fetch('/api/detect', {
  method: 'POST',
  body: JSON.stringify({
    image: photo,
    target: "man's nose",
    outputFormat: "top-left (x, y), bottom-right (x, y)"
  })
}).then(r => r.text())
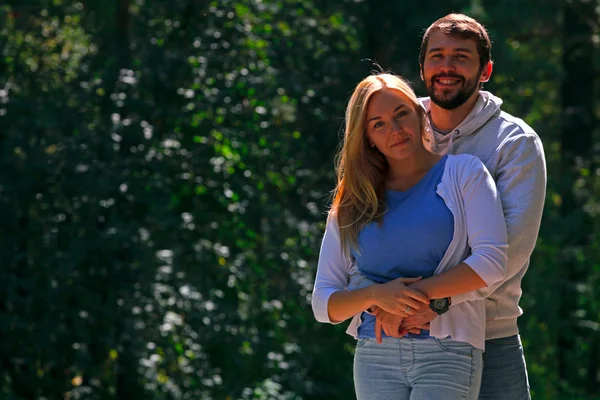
top-left (439, 57), bottom-right (456, 72)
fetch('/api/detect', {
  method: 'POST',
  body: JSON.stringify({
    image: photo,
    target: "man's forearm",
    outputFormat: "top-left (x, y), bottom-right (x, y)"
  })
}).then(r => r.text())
top-left (408, 263), bottom-right (486, 299)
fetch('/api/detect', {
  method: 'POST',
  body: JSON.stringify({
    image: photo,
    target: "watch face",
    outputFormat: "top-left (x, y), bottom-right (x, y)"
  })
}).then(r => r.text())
top-left (432, 298), bottom-right (448, 310)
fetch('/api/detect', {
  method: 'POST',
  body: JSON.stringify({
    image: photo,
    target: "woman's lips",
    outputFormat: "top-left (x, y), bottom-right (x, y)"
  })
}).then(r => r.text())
top-left (391, 138), bottom-right (410, 147)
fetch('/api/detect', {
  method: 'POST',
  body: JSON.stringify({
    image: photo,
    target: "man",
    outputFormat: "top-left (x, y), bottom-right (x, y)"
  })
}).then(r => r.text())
top-left (375, 13), bottom-right (546, 400)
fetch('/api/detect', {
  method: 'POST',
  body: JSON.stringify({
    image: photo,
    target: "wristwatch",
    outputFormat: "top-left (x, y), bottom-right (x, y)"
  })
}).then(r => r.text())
top-left (429, 297), bottom-right (451, 315)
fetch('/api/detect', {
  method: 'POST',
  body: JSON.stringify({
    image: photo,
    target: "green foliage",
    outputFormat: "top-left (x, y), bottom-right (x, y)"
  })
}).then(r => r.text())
top-left (0, 0), bottom-right (598, 399)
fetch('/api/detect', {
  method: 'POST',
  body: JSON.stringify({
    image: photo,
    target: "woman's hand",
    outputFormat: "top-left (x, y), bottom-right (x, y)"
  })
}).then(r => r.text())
top-left (372, 277), bottom-right (430, 316)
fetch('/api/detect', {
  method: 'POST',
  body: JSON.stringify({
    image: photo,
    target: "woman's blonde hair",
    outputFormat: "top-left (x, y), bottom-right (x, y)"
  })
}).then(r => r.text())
top-left (330, 73), bottom-right (430, 255)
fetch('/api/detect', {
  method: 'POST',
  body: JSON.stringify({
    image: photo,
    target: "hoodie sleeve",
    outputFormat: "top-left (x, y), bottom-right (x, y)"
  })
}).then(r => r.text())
top-left (452, 132), bottom-right (546, 304)
top-left (456, 156), bottom-right (508, 287)
top-left (311, 216), bottom-right (353, 324)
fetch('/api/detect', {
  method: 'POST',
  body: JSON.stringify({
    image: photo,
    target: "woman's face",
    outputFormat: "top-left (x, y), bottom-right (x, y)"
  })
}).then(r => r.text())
top-left (364, 89), bottom-right (424, 162)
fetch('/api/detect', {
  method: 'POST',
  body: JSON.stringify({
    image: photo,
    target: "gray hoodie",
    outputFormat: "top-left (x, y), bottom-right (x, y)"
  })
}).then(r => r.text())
top-left (420, 91), bottom-right (547, 340)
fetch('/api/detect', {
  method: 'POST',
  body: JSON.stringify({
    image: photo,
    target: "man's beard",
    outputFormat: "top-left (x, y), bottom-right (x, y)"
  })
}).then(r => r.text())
top-left (426, 71), bottom-right (481, 110)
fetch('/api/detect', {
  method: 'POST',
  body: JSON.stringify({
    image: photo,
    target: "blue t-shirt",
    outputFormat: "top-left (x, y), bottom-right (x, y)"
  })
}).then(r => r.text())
top-left (353, 155), bottom-right (454, 339)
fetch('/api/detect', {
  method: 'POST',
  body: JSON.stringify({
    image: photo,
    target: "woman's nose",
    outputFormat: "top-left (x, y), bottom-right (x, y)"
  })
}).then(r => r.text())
top-left (390, 120), bottom-right (402, 134)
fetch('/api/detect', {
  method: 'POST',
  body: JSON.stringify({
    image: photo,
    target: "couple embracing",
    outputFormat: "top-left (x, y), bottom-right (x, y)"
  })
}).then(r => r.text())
top-left (312, 13), bottom-right (546, 400)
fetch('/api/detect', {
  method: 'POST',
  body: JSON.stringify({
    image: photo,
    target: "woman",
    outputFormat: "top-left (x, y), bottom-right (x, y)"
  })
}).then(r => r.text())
top-left (311, 73), bottom-right (507, 399)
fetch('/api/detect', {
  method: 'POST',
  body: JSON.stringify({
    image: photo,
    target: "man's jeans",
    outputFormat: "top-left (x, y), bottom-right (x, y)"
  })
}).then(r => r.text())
top-left (354, 336), bottom-right (483, 400)
top-left (479, 334), bottom-right (531, 400)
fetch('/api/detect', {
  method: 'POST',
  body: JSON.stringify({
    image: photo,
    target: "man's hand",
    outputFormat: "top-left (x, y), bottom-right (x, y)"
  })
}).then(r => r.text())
top-left (398, 307), bottom-right (437, 336)
top-left (373, 309), bottom-right (403, 344)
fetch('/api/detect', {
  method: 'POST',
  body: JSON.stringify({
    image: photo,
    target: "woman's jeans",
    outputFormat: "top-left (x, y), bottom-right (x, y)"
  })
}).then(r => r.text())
top-left (354, 336), bottom-right (483, 400)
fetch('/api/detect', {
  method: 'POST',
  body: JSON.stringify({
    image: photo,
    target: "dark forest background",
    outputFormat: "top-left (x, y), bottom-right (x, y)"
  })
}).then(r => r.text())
top-left (0, 0), bottom-right (599, 399)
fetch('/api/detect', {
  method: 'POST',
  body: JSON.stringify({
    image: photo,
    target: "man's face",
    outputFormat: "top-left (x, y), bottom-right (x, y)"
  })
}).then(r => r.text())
top-left (421, 31), bottom-right (490, 110)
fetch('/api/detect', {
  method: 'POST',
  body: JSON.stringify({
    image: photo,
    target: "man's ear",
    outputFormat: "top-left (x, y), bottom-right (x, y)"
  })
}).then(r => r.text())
top-left (419, 64), bottom-right (424, 81)
top-left (480, 61), bottom-right (493, 83)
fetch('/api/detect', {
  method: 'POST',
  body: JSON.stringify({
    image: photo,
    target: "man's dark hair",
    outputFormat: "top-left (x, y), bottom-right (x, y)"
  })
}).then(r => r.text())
top-left (419, 13), bottom-right (492, 71)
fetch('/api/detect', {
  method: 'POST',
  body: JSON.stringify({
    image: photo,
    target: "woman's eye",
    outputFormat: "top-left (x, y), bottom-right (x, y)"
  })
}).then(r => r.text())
top-left (395, 111), bottom-right (407, 119)
top-left (374, 121), bottom-right (384, 128)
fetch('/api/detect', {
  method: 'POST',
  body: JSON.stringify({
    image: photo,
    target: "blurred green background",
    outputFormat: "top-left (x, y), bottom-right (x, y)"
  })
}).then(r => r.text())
top-left (0, 0), bottom-right (599, 399)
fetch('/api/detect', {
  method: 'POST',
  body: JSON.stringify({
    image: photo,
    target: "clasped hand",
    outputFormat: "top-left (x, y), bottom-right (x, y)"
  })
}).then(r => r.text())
top-left (370, 277), bottom-right (436, 344)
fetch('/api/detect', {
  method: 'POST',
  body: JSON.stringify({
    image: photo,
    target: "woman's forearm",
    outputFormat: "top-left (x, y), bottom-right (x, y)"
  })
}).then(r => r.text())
top-left (408, 263), bottom-right (486, 300)
top-left (326, 286), bottom-right (378, 323)
top-left (326, 276), bottom-right (430, 322)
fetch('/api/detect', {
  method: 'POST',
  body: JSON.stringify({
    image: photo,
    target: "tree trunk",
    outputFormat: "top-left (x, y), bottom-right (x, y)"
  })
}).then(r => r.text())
top-left (116, 0), bottom-right (130, 67)
top-left (558, 0), bottom-right (596, 392)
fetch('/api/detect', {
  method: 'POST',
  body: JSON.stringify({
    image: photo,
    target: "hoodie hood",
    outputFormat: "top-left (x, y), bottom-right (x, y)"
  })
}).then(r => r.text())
top-left (419, 91), bottom-right (503, 154)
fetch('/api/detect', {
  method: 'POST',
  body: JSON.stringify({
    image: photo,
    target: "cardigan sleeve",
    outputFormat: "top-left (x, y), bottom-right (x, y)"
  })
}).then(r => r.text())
top-left (311, 215), bottom-right (353, 324)
top-left (454, 156), bottom-right (508, 295)
top-left (452, 132), bottom-right (545, 305)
